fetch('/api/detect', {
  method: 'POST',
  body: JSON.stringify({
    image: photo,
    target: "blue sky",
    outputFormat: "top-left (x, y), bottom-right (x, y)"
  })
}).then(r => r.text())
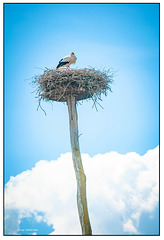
top-left (4, 3), bottom-right (159, 236)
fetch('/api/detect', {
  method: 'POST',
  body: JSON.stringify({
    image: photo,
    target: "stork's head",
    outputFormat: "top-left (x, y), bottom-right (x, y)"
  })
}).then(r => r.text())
top-left (70, 52), bottom-right (75, 56)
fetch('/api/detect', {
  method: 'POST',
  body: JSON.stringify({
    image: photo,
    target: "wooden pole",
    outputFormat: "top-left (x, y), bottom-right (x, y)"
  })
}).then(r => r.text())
top-left (67, 95), bottom-right (92, 235)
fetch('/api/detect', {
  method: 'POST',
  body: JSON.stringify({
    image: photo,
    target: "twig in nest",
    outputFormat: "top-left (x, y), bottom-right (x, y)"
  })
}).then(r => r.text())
top-left (37, 98), bottom-right (47, 116)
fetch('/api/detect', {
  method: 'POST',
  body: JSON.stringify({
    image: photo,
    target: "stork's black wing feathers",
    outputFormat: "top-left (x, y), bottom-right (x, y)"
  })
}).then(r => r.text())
top-left (56, 61), bottom-right (69, 69)
top-left (59, 58), bottom-right (63, 63)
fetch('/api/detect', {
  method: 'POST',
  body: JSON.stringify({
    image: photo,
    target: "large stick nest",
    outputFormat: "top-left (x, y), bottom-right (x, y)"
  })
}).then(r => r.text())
top-left (32, 68), bottom-right (113, 109)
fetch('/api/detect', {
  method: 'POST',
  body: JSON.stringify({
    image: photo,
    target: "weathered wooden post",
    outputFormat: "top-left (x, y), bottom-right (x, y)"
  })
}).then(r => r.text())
top-left (67, 95), bottom-right (92, 235)
top-left (33, 68), bottom-right (113, 235)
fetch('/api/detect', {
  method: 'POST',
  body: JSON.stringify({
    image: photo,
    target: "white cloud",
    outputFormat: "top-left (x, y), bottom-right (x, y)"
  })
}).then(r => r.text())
top-left (123, 219), bottom-right (138, 234)
top-left (5, 209), bottom-right (21, 235)
top-left (4, 146), bottom-right (159, 235)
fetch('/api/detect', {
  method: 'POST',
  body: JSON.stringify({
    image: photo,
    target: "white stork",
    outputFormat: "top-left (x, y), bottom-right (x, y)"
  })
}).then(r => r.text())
top-left (56, 52), bottom-right (77, 70)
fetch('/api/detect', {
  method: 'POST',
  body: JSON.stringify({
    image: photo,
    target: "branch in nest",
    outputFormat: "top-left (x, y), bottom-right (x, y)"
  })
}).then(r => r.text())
top-left (37, 97), bottom-right (47, 116)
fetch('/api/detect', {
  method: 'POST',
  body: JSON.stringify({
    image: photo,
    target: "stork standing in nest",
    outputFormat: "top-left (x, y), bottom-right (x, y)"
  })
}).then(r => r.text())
top-left (56, 52), bottom-right (77, 70)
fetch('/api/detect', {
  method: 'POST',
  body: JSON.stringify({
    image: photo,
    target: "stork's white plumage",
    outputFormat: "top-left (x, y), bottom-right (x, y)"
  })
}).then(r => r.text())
top-left (56, 52), bottom-right (77, 70)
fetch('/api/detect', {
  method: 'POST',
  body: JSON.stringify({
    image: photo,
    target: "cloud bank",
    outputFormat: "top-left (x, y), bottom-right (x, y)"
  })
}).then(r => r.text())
top-left (5, 146), bottom-right (159, 235)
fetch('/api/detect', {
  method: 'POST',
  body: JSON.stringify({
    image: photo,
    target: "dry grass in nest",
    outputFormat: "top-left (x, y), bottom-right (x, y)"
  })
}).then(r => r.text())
top-left (32, 68), bottom-right (114, 112)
